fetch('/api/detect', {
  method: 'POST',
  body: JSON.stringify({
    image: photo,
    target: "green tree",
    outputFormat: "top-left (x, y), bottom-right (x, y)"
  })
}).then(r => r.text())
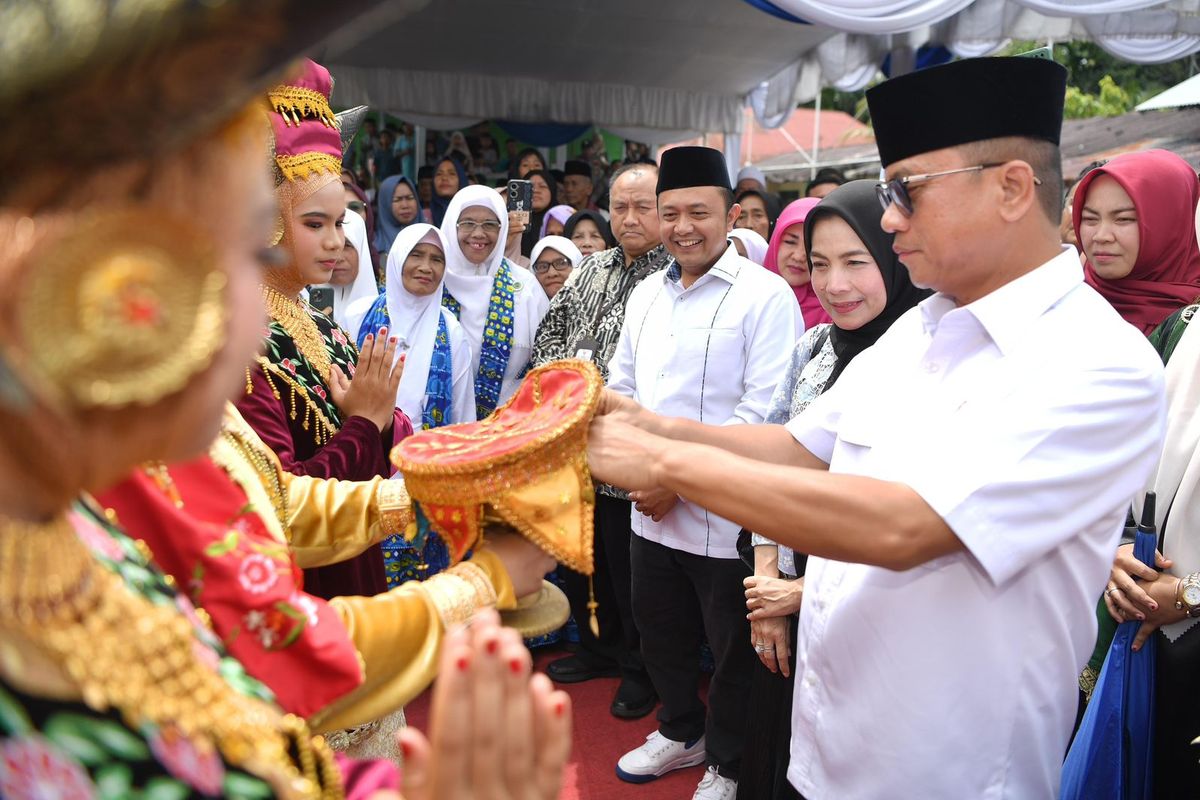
top-left (1063, 75), bottom-right (1135, 118)
top-left (799, 40), bottom-right (1197, 122)
top-left (1004, 39), bottom-right (1197, 116)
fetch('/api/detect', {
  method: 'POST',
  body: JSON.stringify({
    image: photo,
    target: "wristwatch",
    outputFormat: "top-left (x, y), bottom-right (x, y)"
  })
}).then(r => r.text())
top-left (1174, 572), bottom-right (1200, 618)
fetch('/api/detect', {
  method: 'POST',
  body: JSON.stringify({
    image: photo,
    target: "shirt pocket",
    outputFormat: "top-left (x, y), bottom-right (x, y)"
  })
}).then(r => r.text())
top-left (830, 406), bottom-right (905, 479)
top-left (673, 326), bottom-right (744, 370)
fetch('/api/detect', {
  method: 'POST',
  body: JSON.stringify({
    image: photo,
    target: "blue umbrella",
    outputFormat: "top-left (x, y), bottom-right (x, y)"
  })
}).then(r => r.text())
top-left (1060, 494), bottom-right (1158, 800)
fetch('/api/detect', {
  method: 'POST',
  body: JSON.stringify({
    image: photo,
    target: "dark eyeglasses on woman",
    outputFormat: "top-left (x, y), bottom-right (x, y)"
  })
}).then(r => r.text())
top-left (532, 257), bottom-right (572, 274)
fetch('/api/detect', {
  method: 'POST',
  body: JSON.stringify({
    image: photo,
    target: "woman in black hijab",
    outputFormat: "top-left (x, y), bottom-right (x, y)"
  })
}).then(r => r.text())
top-left (804, 179), bottom-right (931, 388)
top-left (738, 179), bottom-right (929, 800)
top-left (563, 209), bottom-right (616, 257)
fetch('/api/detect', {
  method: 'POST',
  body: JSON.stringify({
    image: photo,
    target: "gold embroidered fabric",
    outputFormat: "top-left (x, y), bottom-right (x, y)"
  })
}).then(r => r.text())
top-left (268, 84), bottom-right (336, 128)
top-left (276, 151), bottom-right (342, 182)
top-left (420, 563), bottom-right (499, 630)
top-left (376, 480), bottom-right (415, 540)
top-left (392, 360), bottom-right (600, 575)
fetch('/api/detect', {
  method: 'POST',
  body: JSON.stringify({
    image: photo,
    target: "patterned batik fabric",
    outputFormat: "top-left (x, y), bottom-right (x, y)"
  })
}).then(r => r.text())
top-left (422, 313), bottom-right (454, 429)
top-left (380, 507), bottom-right (452, 590)
top-left (356, 296), bottom-right (455, 589)
top-left (357, 296), bottom-right (455, 430)
top-left (443, 259), bottom-right (517, 419)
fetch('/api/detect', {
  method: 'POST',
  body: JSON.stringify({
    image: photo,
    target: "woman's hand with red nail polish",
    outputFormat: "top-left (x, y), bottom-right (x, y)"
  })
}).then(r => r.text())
top-left (397, 608), bottom-right (571, 800)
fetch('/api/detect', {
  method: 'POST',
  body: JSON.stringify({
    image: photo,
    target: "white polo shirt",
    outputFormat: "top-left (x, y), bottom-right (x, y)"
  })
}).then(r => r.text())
top-left (785, 248), bottom-right (1165, 800)
top-left (609, 244), bottom-right (803, 558)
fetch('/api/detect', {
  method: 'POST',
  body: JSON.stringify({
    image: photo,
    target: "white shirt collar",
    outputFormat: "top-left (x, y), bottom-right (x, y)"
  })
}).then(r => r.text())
top-left (667, 243), bottom-right (743, 288)
top-left (920, 246), bottom-right (1083, 356)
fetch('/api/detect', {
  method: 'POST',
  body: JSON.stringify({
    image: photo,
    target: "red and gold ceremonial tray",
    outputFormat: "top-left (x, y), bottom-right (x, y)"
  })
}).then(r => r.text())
top-left (391, 359), bottom-right (600, 575)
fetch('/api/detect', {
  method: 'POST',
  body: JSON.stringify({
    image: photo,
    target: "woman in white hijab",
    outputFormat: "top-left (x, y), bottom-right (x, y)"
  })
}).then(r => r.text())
top-left (728, 227), bottom-right (770, 266)
top-left (351, 224), bottom-right (474, 427)
top-left (308, 210), bottom-right (379, 336)
top-left (439, 185), bottom-right (549, 418)
top-left (530, 235), bottom-right (584, 300)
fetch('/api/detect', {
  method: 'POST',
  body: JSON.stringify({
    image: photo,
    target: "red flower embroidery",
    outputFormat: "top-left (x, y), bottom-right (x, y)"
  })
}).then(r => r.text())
top-left (312, 385), bottom-right (327, 400)
top-left (331, 328), bottom-right (348, 346)
top-left (281, 358), bottom-right (297, 375)
top-left (244, 602), bottom-right (308, 650)
top-left (237, 554), bottom-right (278, 596)
top-left (0, 735), bottom-right (97, 800)
top-left (149, 727), bottom-right (225, 796)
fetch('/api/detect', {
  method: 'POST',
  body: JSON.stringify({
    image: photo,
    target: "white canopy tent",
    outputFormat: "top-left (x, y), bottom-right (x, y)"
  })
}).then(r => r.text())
top-left (320, 0), bottom-right (833, 143)
top-left (318, 0), bottom-right (1200, 176)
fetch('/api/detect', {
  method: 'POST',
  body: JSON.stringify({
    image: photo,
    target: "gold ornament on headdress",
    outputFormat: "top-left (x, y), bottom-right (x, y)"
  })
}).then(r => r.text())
top-left (16, 209), bottom-right (227, 409)
top-left (268, 84), bottom-right (337, 129)
top-left (268, 81), bottom-right (343, 182)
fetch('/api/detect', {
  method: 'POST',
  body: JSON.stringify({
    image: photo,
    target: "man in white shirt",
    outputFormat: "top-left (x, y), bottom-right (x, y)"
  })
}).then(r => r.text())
top-left (608, 146), bottom-right (803, 800)
top-left (588, 58), bottom-right (1166, 799)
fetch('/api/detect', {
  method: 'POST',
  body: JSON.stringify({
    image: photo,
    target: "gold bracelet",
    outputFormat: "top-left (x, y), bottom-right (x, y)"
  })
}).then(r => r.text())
top-left (375, 480), bottom-right (414, 538)
top-left (448, 561), bottom-right (498, 608)
top-left (422, 562), bottom-right (498, 629)
top-left (421, 572), bottom-right (478, 629)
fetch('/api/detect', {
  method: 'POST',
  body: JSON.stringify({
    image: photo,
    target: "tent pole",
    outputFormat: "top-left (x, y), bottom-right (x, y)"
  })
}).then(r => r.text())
top-left (812, 91), bottom-right (821, 177)
top-left (414, 124), bottom-right (426, 180)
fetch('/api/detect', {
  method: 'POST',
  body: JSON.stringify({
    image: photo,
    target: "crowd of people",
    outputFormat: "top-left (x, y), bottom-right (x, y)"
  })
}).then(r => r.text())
top-left (3, 3), bottom-right (1200, 800)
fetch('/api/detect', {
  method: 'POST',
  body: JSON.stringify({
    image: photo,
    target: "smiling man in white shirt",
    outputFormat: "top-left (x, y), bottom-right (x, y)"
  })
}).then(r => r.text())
top-left (609, 146), bottom-right (806, 796)
top-left (588, 58), bottom-right (1167, 800)
top-left (607, 146), bottom-right (803, 800)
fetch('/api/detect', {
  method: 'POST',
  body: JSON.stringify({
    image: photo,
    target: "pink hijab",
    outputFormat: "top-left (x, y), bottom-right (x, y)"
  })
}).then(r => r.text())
top-left (765, 197), bottom-right (831, 329)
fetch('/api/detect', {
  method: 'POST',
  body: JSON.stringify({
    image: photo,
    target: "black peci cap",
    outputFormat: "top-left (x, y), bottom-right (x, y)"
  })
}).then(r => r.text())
top-left (866, 56), bottom-right (1067, 168)
top-left (656, 146), bottom-right (731, 195)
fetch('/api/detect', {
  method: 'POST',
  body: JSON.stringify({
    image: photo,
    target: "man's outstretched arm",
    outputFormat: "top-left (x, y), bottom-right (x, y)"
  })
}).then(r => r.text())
top-left (588, 416), bottom-right (961, 572)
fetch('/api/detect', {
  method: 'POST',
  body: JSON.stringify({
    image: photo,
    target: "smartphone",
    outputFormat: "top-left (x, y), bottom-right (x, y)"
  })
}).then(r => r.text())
top-left (507, 179), bottom-right (533, 228)
top-left (309, 286), bottom-right (334, 316)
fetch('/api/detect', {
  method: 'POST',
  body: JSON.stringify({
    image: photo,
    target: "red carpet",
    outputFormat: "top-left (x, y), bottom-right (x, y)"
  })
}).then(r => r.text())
top-left (404, 644), bottom-right (709, 800)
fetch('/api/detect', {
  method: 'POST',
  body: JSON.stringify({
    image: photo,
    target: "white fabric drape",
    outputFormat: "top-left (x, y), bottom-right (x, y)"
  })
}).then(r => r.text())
top-left (747, 0), bottom-right (1200, 134)
top-left (762, 0), bottom-right (978, 34)
top-left (329, 65), bottom-right (744, 136)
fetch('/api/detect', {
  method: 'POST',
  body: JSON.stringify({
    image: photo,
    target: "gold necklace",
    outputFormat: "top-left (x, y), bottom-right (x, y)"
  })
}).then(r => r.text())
top-left (219, 427), bottom-right (290, 533)
top-left (0, 509), bottom-right (344, 799)
top-left (262, 286), bottom-right (333, 383)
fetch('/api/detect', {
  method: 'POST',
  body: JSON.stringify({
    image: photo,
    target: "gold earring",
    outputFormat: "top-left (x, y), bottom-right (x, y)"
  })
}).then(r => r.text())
top-left (17, 208), bottom-right (228, 409)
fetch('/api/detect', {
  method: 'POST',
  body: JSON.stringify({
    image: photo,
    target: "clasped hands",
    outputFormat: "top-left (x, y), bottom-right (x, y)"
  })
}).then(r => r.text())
top-left (1104, 543), bottom-right (1185, 651)
top-left (372, 608), bottom-right (571, 800)
top-left (745, 575), bottom-right (803, 677)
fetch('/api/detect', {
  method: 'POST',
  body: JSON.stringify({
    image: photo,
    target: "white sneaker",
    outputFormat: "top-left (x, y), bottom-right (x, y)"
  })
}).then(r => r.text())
top-left (692, 766), bottom-right (737, 800)
top-left (615, 730), bottom-right (706, 783)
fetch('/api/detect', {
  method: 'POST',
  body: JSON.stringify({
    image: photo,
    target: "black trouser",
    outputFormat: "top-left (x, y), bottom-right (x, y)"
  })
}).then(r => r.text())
top-left (631, 534), bottom-right (754, 780)
top-left (560, 494), bottom-right (649, 686)
top-left (1152, 625), bottom-right (1200, 798)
